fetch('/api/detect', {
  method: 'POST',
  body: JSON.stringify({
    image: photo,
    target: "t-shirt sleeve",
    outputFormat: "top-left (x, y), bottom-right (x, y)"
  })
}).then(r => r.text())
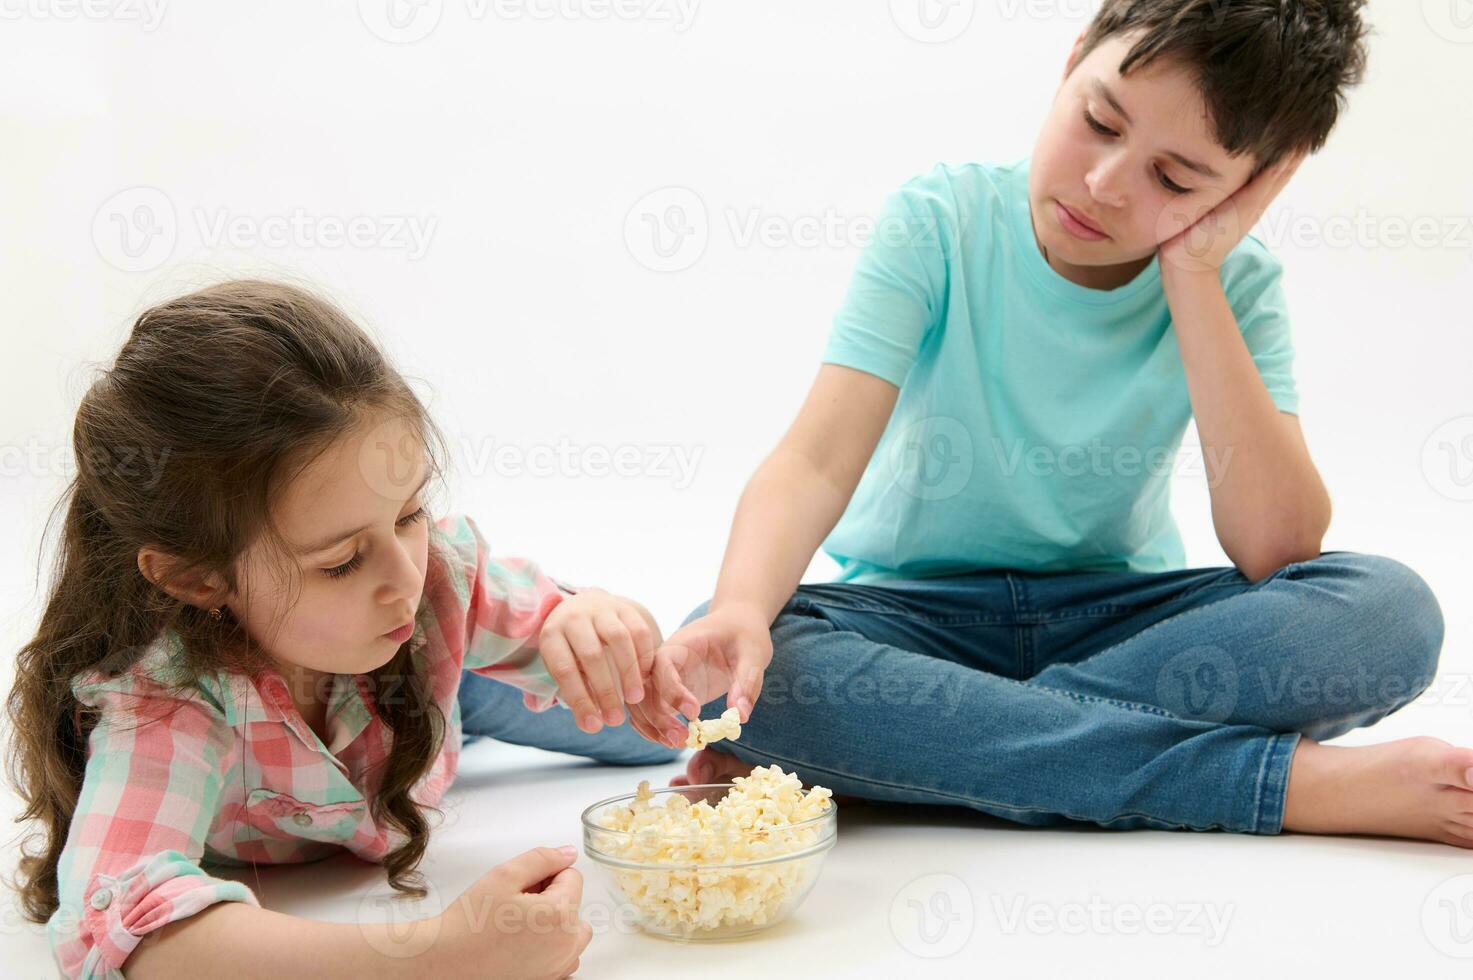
top-left (50, 681), bottom-right (256, 979)
top-left (821, 168), bottom-right (955, 387)
top-left (435, 512), bottom-right (570, 713)
top-left (1223, 235), bottom-right (1300, 415)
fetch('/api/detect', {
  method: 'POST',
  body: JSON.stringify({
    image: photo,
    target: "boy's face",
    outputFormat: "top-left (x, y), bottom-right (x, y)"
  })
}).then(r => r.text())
top-left (1029, 29), bottom-right (1259, 286)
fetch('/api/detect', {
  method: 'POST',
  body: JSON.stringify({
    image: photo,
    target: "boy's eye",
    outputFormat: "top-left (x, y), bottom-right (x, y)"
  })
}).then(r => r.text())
top-left (322, 506), bottom-right (429, 579)
top-left (1082, 110), bottom-right (1192, 196)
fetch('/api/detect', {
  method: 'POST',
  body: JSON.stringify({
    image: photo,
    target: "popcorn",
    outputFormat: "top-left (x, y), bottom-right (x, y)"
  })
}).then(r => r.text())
top-left (685, 706), bottom-right (742, 749)
top-left (591, 764), bottom-right (835, 936)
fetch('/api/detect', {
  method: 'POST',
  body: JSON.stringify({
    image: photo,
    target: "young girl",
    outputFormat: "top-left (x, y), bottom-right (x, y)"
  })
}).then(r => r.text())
top-left (7, 279), bottom-right (676, 978)
top-left (631, 5), bottom-right (1473, 850)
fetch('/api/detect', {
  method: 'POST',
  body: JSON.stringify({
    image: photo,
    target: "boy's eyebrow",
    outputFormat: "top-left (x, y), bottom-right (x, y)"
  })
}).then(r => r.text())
top-left (1091, 79), bottom-right (1223, 181)
top-left (297, 470), bottom-right (432, 555)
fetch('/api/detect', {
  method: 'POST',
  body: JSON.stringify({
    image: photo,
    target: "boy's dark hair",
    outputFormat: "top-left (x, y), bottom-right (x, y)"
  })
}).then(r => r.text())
top-left (1072, 0), bottom-right (1370, 176)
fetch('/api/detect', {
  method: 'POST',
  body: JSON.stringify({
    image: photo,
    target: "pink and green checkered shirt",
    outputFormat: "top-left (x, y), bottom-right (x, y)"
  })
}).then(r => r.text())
top-left (48, 513), bottom-right (572, 978)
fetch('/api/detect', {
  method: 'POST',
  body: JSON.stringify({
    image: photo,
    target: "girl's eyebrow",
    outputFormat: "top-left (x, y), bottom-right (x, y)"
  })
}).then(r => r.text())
top-left (1090, 78), bottom-right (1223, 181)
top-left (296, 470), bottom-right (432, 556)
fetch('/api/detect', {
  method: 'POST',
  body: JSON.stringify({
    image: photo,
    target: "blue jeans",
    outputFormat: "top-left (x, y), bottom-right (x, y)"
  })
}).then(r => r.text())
top-left (457, 668), bottom-right (681, 766)
top-left (681, 552), bottom-right (1443, 836)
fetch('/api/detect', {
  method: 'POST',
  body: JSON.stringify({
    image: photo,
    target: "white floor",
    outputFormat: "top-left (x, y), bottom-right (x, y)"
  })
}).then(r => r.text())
top-left (5, 675), bottom-right (1473, 978)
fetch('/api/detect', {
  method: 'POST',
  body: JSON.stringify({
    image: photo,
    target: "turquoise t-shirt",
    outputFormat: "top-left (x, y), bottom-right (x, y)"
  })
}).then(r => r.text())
top-left (820, 155), bottom-right (1299, 583)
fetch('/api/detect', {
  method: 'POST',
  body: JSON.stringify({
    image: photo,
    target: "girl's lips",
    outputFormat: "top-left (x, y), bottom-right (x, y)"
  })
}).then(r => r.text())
top-left (1056, 200), bottom-right (1109, 240)
top-left (383, 621), bottom-right (414, 642)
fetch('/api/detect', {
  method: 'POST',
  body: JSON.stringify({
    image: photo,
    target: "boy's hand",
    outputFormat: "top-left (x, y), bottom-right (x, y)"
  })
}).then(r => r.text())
top-left (626, 605), bottom-right (773, 749)
top-left (539, 588), bottom-right (659, 732)
top-left (1159, 149), bottom-right (1307, 278)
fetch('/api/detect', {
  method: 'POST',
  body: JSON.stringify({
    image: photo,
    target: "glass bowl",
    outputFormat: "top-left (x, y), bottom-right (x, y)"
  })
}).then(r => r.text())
top-left (580, 782), bottom-right (838, 941)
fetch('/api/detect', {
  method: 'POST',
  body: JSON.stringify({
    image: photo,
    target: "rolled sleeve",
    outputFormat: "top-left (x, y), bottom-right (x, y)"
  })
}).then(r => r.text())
top-left (50, 679), bottom-right (255, 978)
top-left (60, 850), bottom-right (257, 979)
top-left (437, 513), bottom-right (570, 713)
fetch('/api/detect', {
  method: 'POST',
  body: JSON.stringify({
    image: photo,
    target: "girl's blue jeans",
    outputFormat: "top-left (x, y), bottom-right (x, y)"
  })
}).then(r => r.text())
top-left (461, 551), bottom-right (1443, 836)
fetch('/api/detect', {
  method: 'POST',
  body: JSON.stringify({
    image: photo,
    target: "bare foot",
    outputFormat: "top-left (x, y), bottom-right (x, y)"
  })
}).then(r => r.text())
top-left (669, 747), bottom-right (863, 805)
top-left (1283, 736), bottom-right (1473, 847)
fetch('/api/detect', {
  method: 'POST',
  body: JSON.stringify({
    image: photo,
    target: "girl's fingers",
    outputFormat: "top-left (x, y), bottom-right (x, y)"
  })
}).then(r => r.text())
top-left (566, 616), bottom-right (623, 725)
top-left (539, 630), bottom-right (601, 732)
top-left (618, 607), bottom-right (657, 687)
top-left (594, 611), bottom-right (643, 706)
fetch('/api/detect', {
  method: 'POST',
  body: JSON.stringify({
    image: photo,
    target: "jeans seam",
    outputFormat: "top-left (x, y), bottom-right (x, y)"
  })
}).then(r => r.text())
top-left (1254, 732), bottom-right (1299, 835)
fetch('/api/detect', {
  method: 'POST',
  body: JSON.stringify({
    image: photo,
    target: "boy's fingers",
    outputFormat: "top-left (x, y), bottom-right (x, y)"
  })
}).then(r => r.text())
top-left (566, 617), bottom-right (623, 724)
top-left (540, 630), bottom-right (601, 731)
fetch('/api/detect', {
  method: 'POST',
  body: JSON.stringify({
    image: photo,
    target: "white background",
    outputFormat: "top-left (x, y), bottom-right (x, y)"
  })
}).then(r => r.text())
top-left (2, 1), bottom-right (1472, 976)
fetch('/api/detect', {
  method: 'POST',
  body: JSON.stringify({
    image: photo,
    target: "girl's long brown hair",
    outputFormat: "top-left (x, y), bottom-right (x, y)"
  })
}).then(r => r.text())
top-left (6, 279), bottom-right (455, 922)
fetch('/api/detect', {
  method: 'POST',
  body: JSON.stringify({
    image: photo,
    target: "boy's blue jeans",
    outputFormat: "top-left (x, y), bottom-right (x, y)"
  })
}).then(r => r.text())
top-left (461, 551), bottom-right (1443, 836)
top-left (686, 551), bottom-right (1443, 836)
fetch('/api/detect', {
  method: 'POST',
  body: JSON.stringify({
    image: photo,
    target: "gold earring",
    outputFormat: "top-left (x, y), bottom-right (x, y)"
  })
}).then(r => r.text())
top-left (208, 607), bottom-right (222, 620)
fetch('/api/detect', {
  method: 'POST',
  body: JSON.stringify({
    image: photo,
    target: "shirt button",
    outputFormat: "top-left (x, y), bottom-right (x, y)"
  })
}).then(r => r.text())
top-left (292, 812), bottom-right (313, 828)
top-left (89, 889), bottom-right (112, 910)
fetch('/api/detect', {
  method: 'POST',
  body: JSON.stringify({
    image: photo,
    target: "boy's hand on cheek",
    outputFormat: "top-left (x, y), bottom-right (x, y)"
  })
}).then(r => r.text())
top-left (538, 588), bottom-right (658, 732)
top-left (1159, 149), bottom-right (1307, 280)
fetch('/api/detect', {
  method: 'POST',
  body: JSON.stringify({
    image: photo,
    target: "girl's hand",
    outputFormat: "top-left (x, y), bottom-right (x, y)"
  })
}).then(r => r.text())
top-left (627, 604), bottom-right (773, 749)
top-left (539, 588), bottom-right (659, 732)
top-left (431, 846), bottom-right (590, 979)
top-left (1158, 149), bottom-right (1307, 278)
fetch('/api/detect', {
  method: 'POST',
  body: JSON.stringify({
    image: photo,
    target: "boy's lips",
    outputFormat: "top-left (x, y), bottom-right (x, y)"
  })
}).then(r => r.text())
top-left (1057, 200), bottom-right (1109, 238)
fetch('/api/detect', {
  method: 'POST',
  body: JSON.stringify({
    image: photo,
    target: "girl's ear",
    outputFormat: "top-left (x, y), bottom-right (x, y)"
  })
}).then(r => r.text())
top-left (136, 545), bottom-right (229, 610)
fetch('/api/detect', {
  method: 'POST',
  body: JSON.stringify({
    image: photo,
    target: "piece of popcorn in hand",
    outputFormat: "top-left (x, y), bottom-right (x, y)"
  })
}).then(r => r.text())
top-left (686, 705), bottom-right (742, 749)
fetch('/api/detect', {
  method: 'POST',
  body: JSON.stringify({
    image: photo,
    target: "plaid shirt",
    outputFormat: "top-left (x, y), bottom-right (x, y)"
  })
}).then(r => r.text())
top-left (48, 513), bottom-right (572, 978)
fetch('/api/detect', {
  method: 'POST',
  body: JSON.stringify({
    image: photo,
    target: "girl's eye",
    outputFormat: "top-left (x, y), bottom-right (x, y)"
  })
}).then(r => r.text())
top-left (1083, 110), bottom-right (1192, 196)
top-left (322, 507), bottom-right (429, 579)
